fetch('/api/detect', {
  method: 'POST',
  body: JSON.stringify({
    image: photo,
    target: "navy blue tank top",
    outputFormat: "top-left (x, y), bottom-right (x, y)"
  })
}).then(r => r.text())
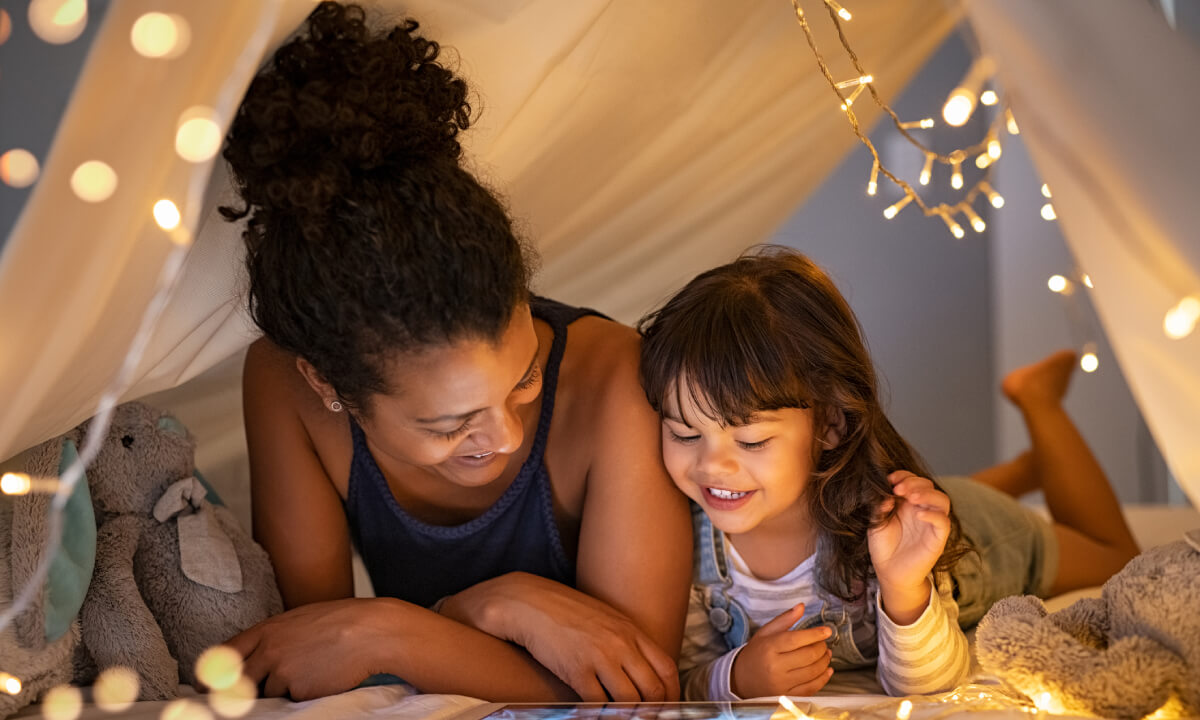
top-left (344, 297), bottom-right (603, 608)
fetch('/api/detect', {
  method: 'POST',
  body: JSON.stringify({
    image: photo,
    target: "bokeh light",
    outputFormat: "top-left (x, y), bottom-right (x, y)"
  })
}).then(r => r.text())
top-left (130, 12), bottom-right (190, 59)
top-left (208, 675), bottom-right (256, 719)
top-left (153, 199), bottom-right (181, 230)
top-left (1, 149), bottom-right (41, 188)
top-left (161, 699), bottom-right (214, 720)
top-left (194, 645), bottom-right (242, 692)
top-left (70, 160), bottom-right (118, 203)
top-left (93, 667), bottom-right (139, 713)
top-left (1047, 274), bottom-right (1069, 294)
top-left (0, 9), bottom-right (13, 46)
top-left (1080, 352), bottom-right (1099, 373)
top-left (175, 107), bottom-right (222, 162)
top-left (41, 685), bottom-right (84, 720)
top-left (28, 0), bottom-right (87, 45)
top-left (1163, 296), bottom-right (1200, 340)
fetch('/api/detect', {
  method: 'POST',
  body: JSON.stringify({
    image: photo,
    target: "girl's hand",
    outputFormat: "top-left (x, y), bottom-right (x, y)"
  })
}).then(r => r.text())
top-left (731, 603), bottom-right (833, 699)
top-left (438, 572), bottom-right (679, 702)
top-left (867, 471), bottom-right (951, 624)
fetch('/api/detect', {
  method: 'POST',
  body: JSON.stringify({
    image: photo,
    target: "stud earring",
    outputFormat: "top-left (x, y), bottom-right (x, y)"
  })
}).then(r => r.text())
top-left (329, 400), bottom-right (343, 413)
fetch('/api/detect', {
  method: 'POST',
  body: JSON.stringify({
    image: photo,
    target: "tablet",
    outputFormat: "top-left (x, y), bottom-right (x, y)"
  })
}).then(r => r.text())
top-left (447, 700), bottom-right (797, 720)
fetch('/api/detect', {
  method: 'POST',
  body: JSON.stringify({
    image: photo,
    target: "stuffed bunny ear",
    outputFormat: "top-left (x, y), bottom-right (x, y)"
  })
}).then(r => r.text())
top-left (10, 434), bottom-right (97, 650)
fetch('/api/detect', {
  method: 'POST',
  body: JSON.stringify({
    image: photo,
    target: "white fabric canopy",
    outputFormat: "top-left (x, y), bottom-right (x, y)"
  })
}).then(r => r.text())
top-left (965, 0), bottom-right (1200, 508)
top-left (0, 0), bottom-right (952, 463)
top-left (1, 0), bottom-right (1197, 508)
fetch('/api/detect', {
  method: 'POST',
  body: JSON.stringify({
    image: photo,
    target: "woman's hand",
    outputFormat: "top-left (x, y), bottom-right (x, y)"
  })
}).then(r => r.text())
top-left (439, 572), bottom-right (680, 702)
top-left (731, 603), bottom-right (833, 699)
top-left (226, 597), bottom-right (400, 701)
top-left (868, 471), bottom-right (950, 624)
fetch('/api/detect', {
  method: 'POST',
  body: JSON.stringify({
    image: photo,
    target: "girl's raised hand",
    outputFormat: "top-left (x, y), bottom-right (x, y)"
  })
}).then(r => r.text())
top-left (867, 471), bottom-right (951, 624)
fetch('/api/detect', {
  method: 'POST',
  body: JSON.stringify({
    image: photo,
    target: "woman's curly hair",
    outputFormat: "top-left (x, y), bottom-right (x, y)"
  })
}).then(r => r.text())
top-left (221, 1), bottom-right (532, 412)
top-left (638, 246), bottom-right (972, 604)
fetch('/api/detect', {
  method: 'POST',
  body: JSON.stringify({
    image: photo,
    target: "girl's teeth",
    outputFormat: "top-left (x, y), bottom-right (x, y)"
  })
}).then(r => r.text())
top-left (709, 488), bottom-right (749, 500)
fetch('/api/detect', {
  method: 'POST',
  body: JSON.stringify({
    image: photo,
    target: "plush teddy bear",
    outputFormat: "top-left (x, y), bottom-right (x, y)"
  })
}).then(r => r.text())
top-left (1, 427), bottom-right (94, 720)
top-left (975, 530), bottom-right (1200, 720)
top-left (3, 401), bottom-right (282, 712)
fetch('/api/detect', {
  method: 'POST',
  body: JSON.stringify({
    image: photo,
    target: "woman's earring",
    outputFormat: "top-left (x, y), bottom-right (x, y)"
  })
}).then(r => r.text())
top-left (329, 400), bottom-right (344, 413)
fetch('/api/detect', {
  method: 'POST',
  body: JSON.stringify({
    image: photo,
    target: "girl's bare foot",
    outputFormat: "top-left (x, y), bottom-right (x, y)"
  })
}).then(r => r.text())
top-left (1001, 350), bottom-right (1077, 412)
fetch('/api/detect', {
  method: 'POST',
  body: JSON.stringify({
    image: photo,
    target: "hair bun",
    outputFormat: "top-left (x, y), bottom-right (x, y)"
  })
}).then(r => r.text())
top-left (222, 1), bottom-right (470, 218)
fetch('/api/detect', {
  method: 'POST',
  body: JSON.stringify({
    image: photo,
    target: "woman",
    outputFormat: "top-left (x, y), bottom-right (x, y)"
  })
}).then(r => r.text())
top-left (220, 2), bottom-right (691, 702)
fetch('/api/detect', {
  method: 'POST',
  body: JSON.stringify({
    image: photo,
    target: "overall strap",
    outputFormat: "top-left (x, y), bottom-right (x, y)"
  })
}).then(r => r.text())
top-left (691, 502), bottom-right (752, 647)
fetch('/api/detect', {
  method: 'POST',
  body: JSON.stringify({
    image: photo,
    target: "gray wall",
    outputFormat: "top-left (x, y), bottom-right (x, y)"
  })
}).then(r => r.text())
top-left (0, 1), bottom-right (108, 249)
top-left (772, 35), bottom-right (995, 478)
top-left (774, 29), bottom-right (1173, 502)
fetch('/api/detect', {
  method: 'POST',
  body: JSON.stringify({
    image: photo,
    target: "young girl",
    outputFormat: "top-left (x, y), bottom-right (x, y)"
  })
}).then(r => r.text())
top-left (638, 247), bottom-right (1139, 699)
top-left (219, 2), bottom-right (691, 702)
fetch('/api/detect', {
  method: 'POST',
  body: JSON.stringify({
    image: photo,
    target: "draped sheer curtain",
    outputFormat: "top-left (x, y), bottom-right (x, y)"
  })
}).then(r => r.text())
top-left (2, 0), bottom-right (1197, 508)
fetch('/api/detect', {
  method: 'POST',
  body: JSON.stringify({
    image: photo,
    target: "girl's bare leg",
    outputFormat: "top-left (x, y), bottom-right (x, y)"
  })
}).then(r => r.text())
top-left (994, 350), bottom-right (1139, 595)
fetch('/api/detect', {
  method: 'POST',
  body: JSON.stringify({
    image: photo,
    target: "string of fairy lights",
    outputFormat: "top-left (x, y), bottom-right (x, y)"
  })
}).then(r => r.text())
top-left (787, 0), bottom-right (1200, 352)
top-left (0, 1), bottom-right (278, 716)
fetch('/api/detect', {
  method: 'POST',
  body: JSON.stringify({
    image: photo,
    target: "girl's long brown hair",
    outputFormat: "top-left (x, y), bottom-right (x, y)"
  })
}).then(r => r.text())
top-left (639, 246), bottom-right (971, 603)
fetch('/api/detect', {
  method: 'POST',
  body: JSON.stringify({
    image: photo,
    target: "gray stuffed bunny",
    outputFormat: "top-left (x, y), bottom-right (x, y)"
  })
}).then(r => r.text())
top-left (975, 530), bottom-right (1200, 720)
top-left (5, 401), bottom-right (282, 708)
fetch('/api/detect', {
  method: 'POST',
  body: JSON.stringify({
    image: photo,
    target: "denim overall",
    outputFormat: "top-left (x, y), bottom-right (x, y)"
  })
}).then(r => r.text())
top-left (691, 503), bottom-right (877, 671)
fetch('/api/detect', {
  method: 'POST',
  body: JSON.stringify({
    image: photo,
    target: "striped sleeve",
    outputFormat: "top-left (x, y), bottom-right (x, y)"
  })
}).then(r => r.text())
top-left (679, 585), bottom-right (744, 701)
top-left (874, 573), bottom-right (971, 696)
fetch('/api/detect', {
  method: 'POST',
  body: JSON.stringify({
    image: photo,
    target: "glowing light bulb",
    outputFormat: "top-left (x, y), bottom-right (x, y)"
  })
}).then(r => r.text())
top-left (975, 152), bottom-right (992, 169)
top-left (28, 0), bottom-right (87, 45)
top-left (70, 160), bottom-right (118, 203)
top-left (866, 160), bottom-right (879, 196)
top-left (900, 118), bottom-right (935, 130)
top-left (1163, 296), bottom-right (1200, 339)
top-left (42, 685), bottom-right (83, 720)
top-left (980, 89), bottom-right (998, 105)
top-left (153, 199), bottom-right (181, 231)
top-left (130, 12), bottom-right (190, 59)
top-left (174, 106), bottom-right (222, 162)
top-left (1047, 274), bottom-right (1069, 293)
top-left (0, 148), bottom-right (40, 188)
top-left (1081, 351), bottom-right (1099, 373)
top-left (825, 0), bottom-right (852, 21)
top-left (883, 193), bottom-right (913, 219)
top-left (0, 672), bottom-right (21, 695)
top-left (942, 92), bottom-right (975, 127)
top-left (1006, 108), bottom-right (1020, 134)
top-left (1041, 203), bottom-right (1057, 221)
top-left (1, 472), bottom-right (32, 495)
top-left (919, 154), bottom-right (934, 185)
top-left (835, 75), bottom-right (873, 89)
top-left (777, 696), bottom-right (811, 720)
top-left (1082, 274), bottom-right (1093, 288)
top-left (942, 57), bottom-right (994, 126)
top-left (951, 161), bottom-right (963, 190)
top-left (195, 646), bottom-right (243, 692)
top-left (840, 83), bottom-right (867, 111)
top-left (978, 182), bottom-right (1005, 208)
top-left (897, 700), bottom-right (914, 720)
top-left (987, 138), bottom-right (1002, 159)
top-left (94, 667), bottom-right (139, 713)
top-left (1041, 183), bottom-right (1052, 198)
top-left (962, 206), bottom-right (986, 232)
top-left (940, 213), bottom-right (965, 239)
